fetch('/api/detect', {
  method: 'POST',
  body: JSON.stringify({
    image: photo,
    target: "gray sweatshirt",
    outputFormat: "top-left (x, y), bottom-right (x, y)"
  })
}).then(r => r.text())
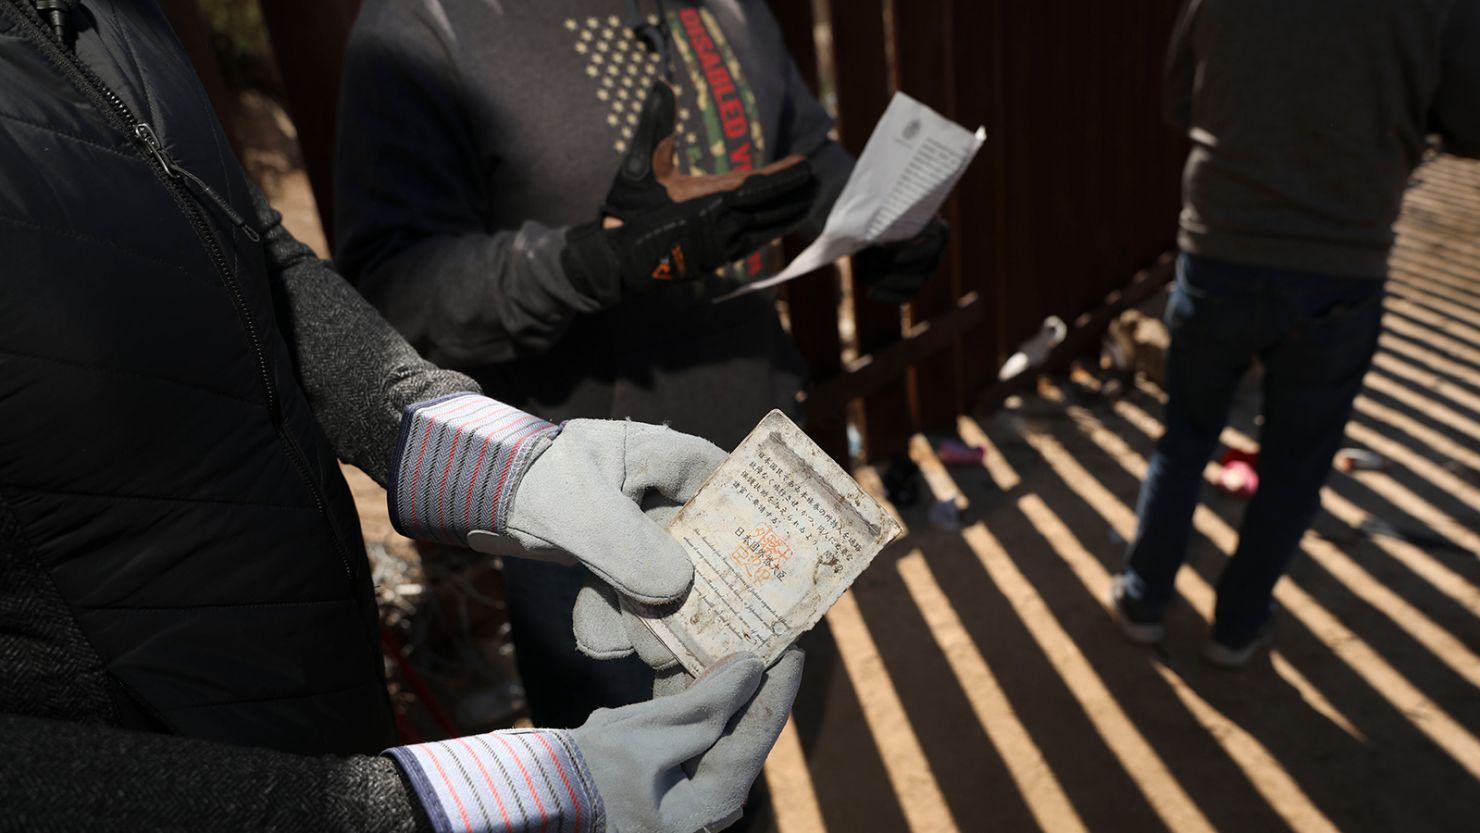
top-left (1166, 0), bottom-right (1480, 278)
top-left (334, 0), bottom-right (854, 450)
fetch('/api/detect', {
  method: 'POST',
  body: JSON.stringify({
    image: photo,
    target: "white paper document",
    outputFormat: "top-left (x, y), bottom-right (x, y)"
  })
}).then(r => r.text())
top-left (719, 92), bottom-right (986, 300)
top-left (632, 411), bottom-right (902, 674)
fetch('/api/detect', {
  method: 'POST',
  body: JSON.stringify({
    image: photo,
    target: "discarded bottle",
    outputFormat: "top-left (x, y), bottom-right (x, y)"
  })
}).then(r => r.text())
top-left (1335, 448), bottom-right (1385, 472)
top-left (999, 316), bottom-right (1068, 381)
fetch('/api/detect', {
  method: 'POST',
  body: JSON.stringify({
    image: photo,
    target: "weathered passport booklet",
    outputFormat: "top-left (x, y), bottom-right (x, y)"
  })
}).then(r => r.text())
top-left (635, 410), bottom-right (902, 674)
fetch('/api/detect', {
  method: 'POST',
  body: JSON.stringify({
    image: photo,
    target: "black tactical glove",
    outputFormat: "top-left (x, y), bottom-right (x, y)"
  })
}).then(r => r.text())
top-left (562, 83), bottom-right (819, 296)
top-left (852, 218), bottom-right (951, 304)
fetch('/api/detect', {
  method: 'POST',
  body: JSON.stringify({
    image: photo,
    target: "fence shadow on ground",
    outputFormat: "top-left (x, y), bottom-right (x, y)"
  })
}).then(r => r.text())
top-left (763, 155), bottom-right (1480, 833)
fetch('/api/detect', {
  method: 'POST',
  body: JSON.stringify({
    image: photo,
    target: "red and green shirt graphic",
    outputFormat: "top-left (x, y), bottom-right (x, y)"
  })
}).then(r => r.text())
top-left (565, 7), bottom-right (774, 280)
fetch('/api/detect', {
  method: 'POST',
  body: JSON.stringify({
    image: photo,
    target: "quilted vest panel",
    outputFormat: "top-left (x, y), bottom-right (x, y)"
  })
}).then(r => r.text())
top-left (0, 0), bottom-right (394, 755)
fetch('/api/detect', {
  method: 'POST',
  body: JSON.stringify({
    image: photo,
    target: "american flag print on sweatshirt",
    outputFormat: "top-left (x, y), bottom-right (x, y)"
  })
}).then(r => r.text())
top-left (387, 729), bottom-right (604, 833)
top-left (390, 394), bottom-right (561, 543)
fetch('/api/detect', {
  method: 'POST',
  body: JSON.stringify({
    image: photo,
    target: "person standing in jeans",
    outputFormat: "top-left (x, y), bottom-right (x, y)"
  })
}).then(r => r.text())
top-left (1111, 0), bottom-right (1480, 666)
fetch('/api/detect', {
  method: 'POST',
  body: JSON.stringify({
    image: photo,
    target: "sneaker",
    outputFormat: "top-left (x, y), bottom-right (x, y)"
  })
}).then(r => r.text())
top-left (1110, 574), bottom-right (1164, 644)
top-left (1200, 627), bottom-right (1272, 669)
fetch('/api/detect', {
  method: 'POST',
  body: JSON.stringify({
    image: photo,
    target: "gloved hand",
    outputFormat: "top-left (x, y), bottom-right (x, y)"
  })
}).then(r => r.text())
top-left (851, 218), bottom-right (950, 304)
top-left (387, 649), bottom-right (804, 833)
top-left (562, 82), bottom-right (819, 297)
top-left (466, 418), bottom-right (727, 606)
top-left (574, 648), bottom-right (805, 833)
top-left (574, 572), bottom-right (688, 692)
top-left (568, 439), bottom-right (691, 680)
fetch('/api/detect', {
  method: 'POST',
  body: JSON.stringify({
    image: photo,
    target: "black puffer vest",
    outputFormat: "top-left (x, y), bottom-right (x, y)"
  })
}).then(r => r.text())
top-left (0, 0), bottom-right (394, 754)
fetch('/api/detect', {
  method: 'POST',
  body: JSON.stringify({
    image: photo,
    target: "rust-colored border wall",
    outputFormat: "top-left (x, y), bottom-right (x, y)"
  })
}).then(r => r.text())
top-left (772, 0), bottom-right (1186, 462)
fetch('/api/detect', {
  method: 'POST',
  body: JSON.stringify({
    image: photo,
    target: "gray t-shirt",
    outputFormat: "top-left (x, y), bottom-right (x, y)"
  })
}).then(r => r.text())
top-left (1166, 0), bottom-right (1480, 278)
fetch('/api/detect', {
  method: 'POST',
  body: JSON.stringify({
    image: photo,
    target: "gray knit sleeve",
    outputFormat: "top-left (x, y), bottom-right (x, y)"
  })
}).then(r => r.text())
top-left (252, 186), bottom-right (478, 486)
top-left (0, 713), bottom-right (431, 832)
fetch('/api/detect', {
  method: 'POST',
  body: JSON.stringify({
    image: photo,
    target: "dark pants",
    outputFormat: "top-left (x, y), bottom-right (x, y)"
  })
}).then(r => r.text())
top-left (503, 558), bottom-right (654, 728)
top-left (1122, 253), bottom-right (1384, 646)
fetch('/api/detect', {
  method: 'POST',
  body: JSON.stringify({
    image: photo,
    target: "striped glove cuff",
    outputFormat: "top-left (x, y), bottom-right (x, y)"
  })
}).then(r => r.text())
top-left (386, 729), bottom-right (605, 833)
top-left (389, 394), bottom-right (561, 544)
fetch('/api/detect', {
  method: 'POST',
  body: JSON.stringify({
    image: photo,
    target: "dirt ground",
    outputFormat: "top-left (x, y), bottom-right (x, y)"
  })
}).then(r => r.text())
top-left (247, 90), bottom-right (1480, 830)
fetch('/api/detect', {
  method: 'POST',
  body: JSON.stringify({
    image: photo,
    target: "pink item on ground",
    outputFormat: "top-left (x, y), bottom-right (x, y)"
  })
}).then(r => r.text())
top-left (1217, 448), bottom-right (1260, 499)
top-left (938, 439), bottom-right (987, 466)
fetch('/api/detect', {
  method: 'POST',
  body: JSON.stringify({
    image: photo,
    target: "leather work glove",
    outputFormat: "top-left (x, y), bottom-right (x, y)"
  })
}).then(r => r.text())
top-left (572, 648), bottom-right (804, 833)
top-left (386, 648), bottom-right (805, 833)
top-left (561, 435), bottom-right (706, 694)
top-left (466, 418), bottom-right (727, 606)
top-left (568, 435), bottom-right (696, 682)
top-left (575, 570), bottom-right (690, 693)
top-left (851, 217), bottom-right (950, 305)
top-left (391, 396), bottom-right (726, 609)
top-left (562, 82), bottom-right (819, 297)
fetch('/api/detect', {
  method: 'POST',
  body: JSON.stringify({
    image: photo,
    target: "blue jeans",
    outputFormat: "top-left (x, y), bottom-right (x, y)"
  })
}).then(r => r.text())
top-left (1122, 253), bottom-right (1384, 646)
